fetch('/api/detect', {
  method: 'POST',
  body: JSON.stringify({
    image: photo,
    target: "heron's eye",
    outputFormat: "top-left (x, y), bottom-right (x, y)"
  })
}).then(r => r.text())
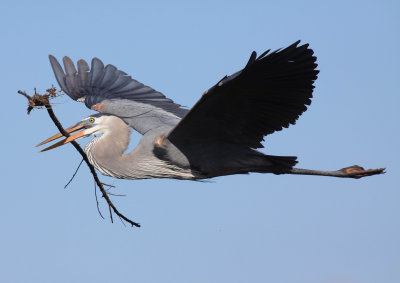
top-left (89, 118), bottom-right (95, 123)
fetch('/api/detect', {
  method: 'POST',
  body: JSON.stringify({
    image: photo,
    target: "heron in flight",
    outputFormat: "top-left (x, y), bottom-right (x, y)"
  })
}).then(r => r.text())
top-left (37, 41), bottom-right (384, 179)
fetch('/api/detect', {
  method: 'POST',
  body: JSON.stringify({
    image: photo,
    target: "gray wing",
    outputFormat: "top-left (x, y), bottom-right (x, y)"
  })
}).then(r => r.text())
top-left (168, 41), bottom-right (319, 148)
top-left (49, 55), bottom-right (188, 134)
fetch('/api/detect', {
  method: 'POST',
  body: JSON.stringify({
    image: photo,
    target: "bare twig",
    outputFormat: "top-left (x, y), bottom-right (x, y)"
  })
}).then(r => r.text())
top-left (18, 89), bottom-right (140, 227)
top-left (94, 181), bottom-right (105, 220)
top-left (101, 182), bottom-right (116, 188)
top-left (106, 192), bottom-right (127, 197)
top-left (108, 204), bottom-right (114, 223)
top-left (64, 159), bottom-right (84, 189)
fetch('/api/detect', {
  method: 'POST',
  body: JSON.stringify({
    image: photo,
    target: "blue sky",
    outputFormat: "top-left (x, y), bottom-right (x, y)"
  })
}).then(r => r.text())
top-left (1, 0), bottom-right (399, 282)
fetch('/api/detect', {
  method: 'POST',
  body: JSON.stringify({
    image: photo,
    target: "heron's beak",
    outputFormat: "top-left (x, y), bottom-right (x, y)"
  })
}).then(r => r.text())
top-left (36, 124), bottom-right (86, 152)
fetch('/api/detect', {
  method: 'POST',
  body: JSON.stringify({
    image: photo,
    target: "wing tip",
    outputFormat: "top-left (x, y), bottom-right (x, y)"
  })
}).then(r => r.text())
top-left (48, 54), bottom-right (70, 94)
top-left (244, 51), bottom-right (257, 69)
top-left (91, 57), bottom-right (105, 68)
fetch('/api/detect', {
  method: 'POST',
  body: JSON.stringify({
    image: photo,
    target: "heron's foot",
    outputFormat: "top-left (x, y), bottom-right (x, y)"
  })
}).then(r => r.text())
top-left (339, 165), bottom-right (386, 179)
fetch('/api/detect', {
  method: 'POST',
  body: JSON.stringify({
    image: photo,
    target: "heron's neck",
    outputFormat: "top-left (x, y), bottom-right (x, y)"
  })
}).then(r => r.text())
top-left (84, 118), bottom-right (134, 178)
top-left (87, 125), bottom-right (131, 158)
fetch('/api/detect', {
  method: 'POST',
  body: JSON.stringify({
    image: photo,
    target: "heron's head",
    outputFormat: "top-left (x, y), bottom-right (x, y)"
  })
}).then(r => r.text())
top-left (36, 114), bottom-right (112, 152)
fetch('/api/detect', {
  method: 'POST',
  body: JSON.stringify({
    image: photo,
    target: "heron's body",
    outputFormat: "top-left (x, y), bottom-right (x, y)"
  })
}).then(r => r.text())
top-left (83, 115), bottom-right (293, 180)
top-left (38, 41), bottom-right (384, 180)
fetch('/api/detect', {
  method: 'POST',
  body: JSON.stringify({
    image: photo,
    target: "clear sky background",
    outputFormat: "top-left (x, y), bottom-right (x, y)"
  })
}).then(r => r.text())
top-left (1, 0), bottom-right (399, 282)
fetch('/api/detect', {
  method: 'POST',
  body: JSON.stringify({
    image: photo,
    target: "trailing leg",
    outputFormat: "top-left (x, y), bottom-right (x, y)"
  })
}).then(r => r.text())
top-left (284, 165), bottom-right (385, 179)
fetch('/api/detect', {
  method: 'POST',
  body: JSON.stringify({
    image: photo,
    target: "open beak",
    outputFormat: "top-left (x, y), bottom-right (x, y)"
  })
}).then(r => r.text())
top-left (36, 124), bottom-right (86, 152)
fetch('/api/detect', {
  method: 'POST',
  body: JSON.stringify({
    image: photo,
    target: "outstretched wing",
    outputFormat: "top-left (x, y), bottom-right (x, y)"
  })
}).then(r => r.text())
top-left (167, 41), bottom-right (319, 148)
top-left (49, 56), bottom-right (188, 134)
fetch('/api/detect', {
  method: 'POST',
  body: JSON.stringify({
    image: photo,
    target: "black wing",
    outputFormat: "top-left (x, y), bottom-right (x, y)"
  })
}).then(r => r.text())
top-left (167, 41), bottom-right (319, 148)
top-left (49, 56), bottom-right (188, 134)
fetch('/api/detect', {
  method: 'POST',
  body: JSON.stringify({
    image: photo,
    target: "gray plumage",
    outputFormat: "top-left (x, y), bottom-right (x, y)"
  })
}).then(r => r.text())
top-left (48, 53), bottom-right (188, 135)
top-left (41, 41), bottom-right (383, 180)
top-left (44, 41), bottom-right (316, 180)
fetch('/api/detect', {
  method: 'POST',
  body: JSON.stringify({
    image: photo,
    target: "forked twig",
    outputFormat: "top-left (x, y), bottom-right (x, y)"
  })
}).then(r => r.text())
top-left (18, 88), bottom-right (140, 228)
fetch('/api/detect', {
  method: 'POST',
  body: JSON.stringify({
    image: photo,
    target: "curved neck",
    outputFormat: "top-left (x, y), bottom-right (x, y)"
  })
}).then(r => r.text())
top-left (84, 118), bottom-right (196, 180)
top-left (93, 126), bottom-right (131, 158)
top-left (85, 117), bottom-right (133, 178)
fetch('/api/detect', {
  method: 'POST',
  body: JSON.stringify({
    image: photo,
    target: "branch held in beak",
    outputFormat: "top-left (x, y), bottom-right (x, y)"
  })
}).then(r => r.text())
top-left (36, 123), bottom-right (86, 152)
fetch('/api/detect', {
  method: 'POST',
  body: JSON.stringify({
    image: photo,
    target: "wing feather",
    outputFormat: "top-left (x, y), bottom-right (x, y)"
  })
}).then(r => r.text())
top-left (76, 59), bottom-right (89, 93)
top-left (49, 55), bottom-right (188, 134)
top-left (90, 58), bottom-right (105, 87)
top-left (168, 41), bottom-right (319, 149)
top-left (49, 56), bottom-right (69, 94)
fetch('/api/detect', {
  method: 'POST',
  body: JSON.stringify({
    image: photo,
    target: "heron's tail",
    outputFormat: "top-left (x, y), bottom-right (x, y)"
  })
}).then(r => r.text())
top-left (248, 154), bottom-right (297, 175)
top-left (264, 154), bottom-right (298, 168)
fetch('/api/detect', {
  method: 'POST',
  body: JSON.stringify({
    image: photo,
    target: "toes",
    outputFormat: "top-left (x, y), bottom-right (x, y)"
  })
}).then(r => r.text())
top-left (340, 166), bottom-right (365, 174)
top-left (339, 166), bottom-right (385, 178)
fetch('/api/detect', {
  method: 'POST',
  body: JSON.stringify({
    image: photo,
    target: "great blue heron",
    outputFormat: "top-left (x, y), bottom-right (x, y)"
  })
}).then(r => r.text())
top-left (37, 41), bottom-right (384, 179)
